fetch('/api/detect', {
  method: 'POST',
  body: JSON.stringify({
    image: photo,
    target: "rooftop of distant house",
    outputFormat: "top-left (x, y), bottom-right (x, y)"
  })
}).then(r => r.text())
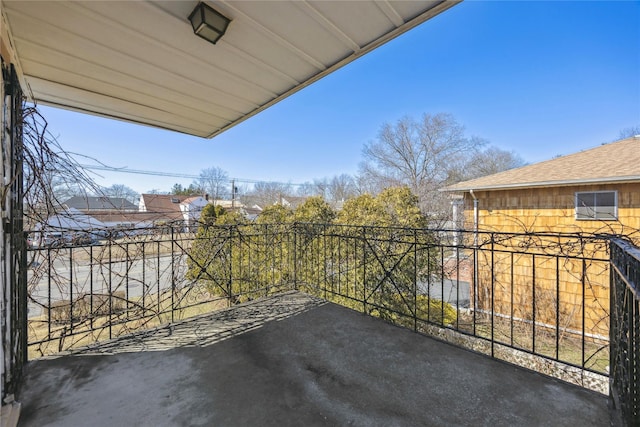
top-left (139, 194), bottom-right (192, 212)
top-left (63, 196), bottom-right (138, 211)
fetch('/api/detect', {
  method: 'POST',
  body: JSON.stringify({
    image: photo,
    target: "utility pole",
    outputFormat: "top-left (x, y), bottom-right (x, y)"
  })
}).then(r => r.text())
top-left (231, 179), bottom-right (235, 209)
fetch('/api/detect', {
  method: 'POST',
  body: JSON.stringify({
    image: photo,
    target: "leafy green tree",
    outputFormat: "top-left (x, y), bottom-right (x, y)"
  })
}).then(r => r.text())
top-left (293, 196), bottom-right (335, 223)
top-left (318, 187), bottom-right (455, 326)
top-left (171, 183), bottom-right (203, 196)
top-left (336, 187), bottom-right (426, 228)
top-left (185, 186), bottom-right (455, 329)
top-left (376, 186), bottom-right (426, 228)
top-left (200, 204), bottom-right (227, 225)
top-left (336, 193), bottom-right (385, 226)
top-left (186, 205), bottom-right (235, 301)
top-left (256, 204), bottom-right (292, 224)
top-left (290, 197), bottom-right (335, 291)
top-left (189, 203), bottom-right (294, 304)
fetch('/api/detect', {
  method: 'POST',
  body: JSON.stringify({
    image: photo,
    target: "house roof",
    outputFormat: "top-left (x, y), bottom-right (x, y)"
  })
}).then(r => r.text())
top-left (2, 1), bottom-right (459, 138)
top-left (181, 196), bottom-right (203, 204)
top-left (442, 136), bottom-right (640, 192)
top-left (40, 208), bottom-right (106, 231)
top-left (63, 196), bottom-right (137, 211)
top-left (140, 194), bottom-right (189, 217)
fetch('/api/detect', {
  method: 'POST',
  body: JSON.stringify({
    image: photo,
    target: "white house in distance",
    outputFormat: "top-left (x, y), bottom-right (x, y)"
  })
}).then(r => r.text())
top-left (138, 194), bottom-right (210, 230)
top-left (180, 196), bottom-right (209, 231)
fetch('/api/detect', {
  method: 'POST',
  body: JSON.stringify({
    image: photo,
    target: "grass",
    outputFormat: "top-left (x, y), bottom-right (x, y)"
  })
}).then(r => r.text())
top-left (27, 287), bottom-right (227, 359)
top-left (454, 311), bottom-right (609, 373)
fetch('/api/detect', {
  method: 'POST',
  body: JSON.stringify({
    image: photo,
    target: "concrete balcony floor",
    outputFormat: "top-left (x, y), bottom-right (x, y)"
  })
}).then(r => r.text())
top-left (18, 291), bottom-right (608, 426)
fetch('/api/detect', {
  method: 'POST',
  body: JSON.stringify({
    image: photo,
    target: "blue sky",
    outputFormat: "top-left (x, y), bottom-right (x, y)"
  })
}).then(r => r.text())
top-left (38, 0), bottom-right (640, 194)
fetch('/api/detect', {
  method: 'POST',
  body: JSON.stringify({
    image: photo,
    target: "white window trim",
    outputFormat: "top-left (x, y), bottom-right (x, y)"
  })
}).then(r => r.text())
top-left (575, 190), bottom-right (618, 221)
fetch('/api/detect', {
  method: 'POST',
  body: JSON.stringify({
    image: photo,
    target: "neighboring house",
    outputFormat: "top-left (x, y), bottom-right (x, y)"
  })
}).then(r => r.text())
top-left (138, 194), bottom-right (213, 230)
top-left (210, 199), bottom-right (241, 209)
top-left (443, 136), bottom-right (640, 236)
top-left (279, 196), bottom-right (308, 209)
top-left (63, 196), bottom-right (138, 212)
top-left (180, 196), bottom-right (209, 231)
top-left (139, 194), bottom-right (189, 215)
top-left (237, 206), bottom-right (263, 221)
top-left (87, 212), bottom-right (162, 232)
top-left (138, 194), bottom-right (190, 225)
top-left (442, 136), bottom-right (640, 338)
top-left (208, 200), bottom-right (264, 221)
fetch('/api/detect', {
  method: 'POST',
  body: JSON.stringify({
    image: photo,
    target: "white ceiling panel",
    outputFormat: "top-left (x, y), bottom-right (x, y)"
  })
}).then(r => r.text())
top-left (2, 0), bottom-right (460, 138)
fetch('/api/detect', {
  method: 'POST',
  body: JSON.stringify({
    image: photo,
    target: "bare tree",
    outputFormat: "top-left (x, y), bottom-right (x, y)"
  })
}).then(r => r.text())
top-left (618, 125), bottom-right (640, 140)
top-left (51, 177), bottom-right (86, 204)
top-left (296, 181), bottom-right (318, 197)
top-left (327, 174), bottom-right (357, 202)
top-left (296, 179), bottom-right (327, 198)
top-left (360, 113), bottom-right (485, 218)
top-left (195, 167), bottom-right (229, 202)
top-left (312, 178), bottom-right (329, 199)
top-left (296, 174), bottom-right (358, 203)
top-left (456, 147), bottom-right (526, 182)
top-left (101, 184), bottom-right (139, 204)
top-left (353, 173), bottom-right (381, 196)
top-left (242, 181), bottom-right (293, 209)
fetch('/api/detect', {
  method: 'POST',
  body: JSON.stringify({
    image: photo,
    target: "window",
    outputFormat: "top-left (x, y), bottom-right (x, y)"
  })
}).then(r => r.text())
top-left (575, 191), bottom-right (617, 220)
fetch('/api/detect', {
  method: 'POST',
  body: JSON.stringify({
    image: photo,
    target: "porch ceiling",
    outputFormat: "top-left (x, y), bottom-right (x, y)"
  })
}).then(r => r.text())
top-left (2, 0), bottom-right (459, 138)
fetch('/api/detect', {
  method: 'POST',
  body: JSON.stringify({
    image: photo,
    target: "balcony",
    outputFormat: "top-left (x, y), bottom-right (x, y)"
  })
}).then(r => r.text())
top-left (19, 291), bottom-right (609, 426)
top-left (17, 224), bottom-right (640, 425)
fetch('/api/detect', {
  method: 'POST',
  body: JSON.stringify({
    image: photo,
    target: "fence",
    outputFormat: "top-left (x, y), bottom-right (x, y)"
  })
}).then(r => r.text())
top-left (295, 224), bottom-right (611, 387)
top-left (610, 238), bottom-right (640, 426)
top-left (26, 223), bottom-right (612, 383)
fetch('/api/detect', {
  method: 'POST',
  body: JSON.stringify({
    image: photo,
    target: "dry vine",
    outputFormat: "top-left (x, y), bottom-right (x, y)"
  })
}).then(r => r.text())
top-left (21, 106), bottom-right (220, 357)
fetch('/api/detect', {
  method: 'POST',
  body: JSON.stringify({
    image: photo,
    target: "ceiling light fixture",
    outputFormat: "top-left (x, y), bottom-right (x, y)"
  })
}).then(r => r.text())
top-left (188, 2), bottom-right (230, 45)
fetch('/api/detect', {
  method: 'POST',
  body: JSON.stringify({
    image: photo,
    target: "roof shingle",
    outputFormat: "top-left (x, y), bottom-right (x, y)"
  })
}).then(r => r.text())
top-left (442, 136), bottom-right (640, 192)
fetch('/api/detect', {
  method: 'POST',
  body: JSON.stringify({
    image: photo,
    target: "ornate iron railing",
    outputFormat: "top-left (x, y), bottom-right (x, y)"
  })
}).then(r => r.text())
top-left (610, 238), bottom-right (640, 426)
top-left (1, 61), bottom-right (25, 402)
top-left (26, 223), bottom-right (612, 391)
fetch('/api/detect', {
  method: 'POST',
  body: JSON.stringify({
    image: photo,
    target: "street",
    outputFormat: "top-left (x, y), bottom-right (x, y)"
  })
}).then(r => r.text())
top-left (27, 252), bottom-right (185, 318)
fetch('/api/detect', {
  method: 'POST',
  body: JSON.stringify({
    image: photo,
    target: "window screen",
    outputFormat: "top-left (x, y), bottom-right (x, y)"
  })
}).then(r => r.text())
top-left (575, 191), bottom-right (617, 220)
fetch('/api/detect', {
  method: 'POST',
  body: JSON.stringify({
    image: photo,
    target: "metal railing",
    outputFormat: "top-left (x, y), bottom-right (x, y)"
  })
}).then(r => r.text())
top-left (610, 238), bottom-right (640, 426)
top-left (295, 224), bottom-right (611, 386)
top-left (2, 62), bottom-right (26, 402)
top-left (26, 223), bottom-right (612, 386)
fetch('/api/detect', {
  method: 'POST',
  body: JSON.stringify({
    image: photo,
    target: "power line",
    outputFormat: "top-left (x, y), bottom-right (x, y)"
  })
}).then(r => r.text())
top-left (80, 164), bottom-right (198, 179)
top-left (79, 164), bottom-right (304, 186)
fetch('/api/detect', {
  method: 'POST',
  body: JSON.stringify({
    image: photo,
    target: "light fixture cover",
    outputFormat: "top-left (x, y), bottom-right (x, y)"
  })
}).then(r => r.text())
top-left (188, 2), bottom-right (230, 45)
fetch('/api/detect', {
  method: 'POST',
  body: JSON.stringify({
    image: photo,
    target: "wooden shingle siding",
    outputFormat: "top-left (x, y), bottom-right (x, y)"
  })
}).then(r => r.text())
top-left (460, 183), bottom-right (640, 338)
top-left (464, 183), bottom-right (640, 235)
